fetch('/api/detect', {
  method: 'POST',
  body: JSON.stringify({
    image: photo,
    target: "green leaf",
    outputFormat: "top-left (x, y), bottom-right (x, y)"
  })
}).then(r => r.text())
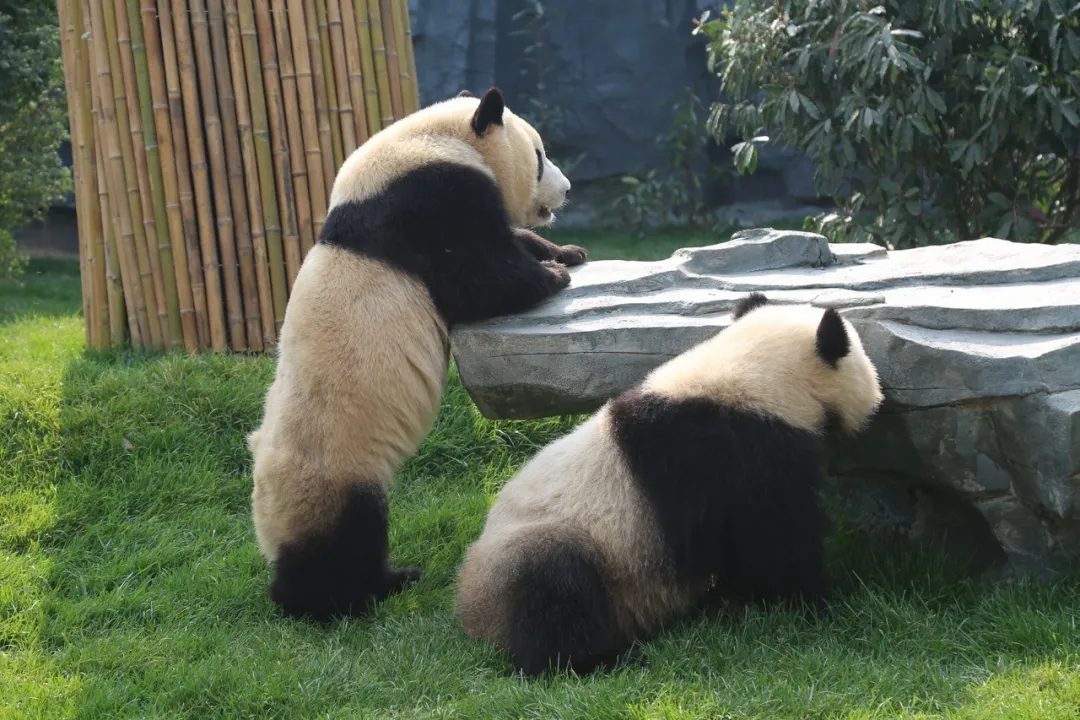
top-left (910, 116), bottom-right (933, 135)
top-left (995, 215), bottom-right (1013, 239)
top-left (988, 192), bottom-right (1010, 208)
top-left (905, 199), bottom-right (922, 216)
top-left (925, 88), bottom-right (947, 113)
top-left (1060, 101), bottom-right (1080, 127)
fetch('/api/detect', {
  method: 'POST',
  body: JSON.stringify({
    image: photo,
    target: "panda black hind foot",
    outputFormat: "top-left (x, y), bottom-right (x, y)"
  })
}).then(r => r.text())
top-left (501, 531), bottom-right (623, 678)
top-left (267, 484), bottom-right (416, 623)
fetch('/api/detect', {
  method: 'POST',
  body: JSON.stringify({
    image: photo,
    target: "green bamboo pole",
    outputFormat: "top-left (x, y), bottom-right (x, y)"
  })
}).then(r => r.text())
top-left (238, 0), bottom-right (289, 335)
top-left (315, 0), bottom-right (345, 167)
top-left (140, 0), bottom-right (200, 352)
top-left (225, 0), bottom-right (276, 347)
top-left (126, 0), bottom-right (185, 349)
top-left (160, 0), bottom-right (213, 349)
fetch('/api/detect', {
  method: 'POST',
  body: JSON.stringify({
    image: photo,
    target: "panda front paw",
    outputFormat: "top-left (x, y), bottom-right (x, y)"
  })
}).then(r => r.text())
top-left (542, 260), bottom-right (572, 289)
top-left (555, 244), bottom-right (589, 266)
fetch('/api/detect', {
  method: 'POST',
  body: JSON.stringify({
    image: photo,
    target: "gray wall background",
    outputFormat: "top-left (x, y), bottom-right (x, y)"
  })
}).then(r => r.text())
top-left (407, 0), bottom-right (821, 207)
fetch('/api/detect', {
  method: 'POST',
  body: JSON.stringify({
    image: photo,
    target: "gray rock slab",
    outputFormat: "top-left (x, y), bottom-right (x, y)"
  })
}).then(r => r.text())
top-left (450, 228), bottom-right (1080, 575)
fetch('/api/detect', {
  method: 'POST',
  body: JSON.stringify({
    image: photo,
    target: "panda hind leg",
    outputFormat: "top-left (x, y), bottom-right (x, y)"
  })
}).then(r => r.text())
top-left (502, 532), bottom-right (631, 678)
top-left (269, 483), bottom-right (418, 623)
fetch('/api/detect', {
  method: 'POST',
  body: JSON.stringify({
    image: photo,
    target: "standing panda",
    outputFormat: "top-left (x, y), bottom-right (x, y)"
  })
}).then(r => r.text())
top-left (248, 87), bottom-right (587, 622)
top-left (455, 293), bottom-right (884, 676)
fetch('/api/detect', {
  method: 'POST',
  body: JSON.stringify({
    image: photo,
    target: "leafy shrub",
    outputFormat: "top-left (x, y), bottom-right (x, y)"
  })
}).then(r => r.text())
top-left (696, 0), bottom-right (1080, 248)
top-left (610, 89), bottom-right (731, 233)
top-left (0, 1), bottom-right (71, 278)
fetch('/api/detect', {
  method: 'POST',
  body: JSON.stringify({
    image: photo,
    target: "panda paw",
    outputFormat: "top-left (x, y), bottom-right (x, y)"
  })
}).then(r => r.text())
top-left (555, 244), bottom-right (589, 266)
top-left (542, 260), bottom-right (572, 289)
top-left (383, 566), bottom-right (422, 596)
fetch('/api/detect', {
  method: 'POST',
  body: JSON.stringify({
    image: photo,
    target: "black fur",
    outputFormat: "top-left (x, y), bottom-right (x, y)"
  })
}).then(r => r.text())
top-left (456, 89), bottom-right (475, 98)
top-left (319, 162), bottom-right (573, 326)
top-left (471, 87), bottom-right (505, 135)
top-left (609, 389), bottom-right (830, 611)
top-left (514, 228), bottom-right (588, 267)
top-left (501, 534), bottom-right (629, 677)
top-left (535, 149), bottom-right (544, 181)
top-left (732, 292), bottom-right (769, 320)
top-left (815, 307), bottom-right (851, 367)
top-left (269, 484), bottom-right (419, 622)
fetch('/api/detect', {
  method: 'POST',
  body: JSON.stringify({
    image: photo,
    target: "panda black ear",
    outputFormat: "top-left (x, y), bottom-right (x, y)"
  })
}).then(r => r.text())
top-left (815, 307), bottom-right (850, 368)
top-left (456, 89), bottom-right (475, 98)
top-left (732, 292), bottom-right (769, 320)
top-left (471, 87), bottom-right (505, 136)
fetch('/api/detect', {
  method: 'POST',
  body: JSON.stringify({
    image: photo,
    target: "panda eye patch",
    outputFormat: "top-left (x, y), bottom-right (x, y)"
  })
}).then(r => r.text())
top-left (536, 149), bottom-right (544, 182)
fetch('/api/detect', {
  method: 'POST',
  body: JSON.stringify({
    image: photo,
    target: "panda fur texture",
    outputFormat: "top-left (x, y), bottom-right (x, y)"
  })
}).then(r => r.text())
top-left (455, 293), bottom-right (884, 676)
top-left (248, 87), bottom-right (587, 622)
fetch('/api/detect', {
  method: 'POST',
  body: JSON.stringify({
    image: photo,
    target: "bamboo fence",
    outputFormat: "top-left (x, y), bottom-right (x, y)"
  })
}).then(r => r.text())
top-left (56, 0), bottom-right (420, 352)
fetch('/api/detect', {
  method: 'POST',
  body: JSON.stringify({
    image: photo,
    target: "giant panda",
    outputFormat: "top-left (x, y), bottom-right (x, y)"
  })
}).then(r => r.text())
top-left (247, 87), bottom-right (588, 622)
top-left (455, 293), bottom-right (884, 676)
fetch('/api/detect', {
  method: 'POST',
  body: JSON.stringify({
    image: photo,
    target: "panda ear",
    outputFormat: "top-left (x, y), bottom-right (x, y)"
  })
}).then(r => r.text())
top-left (732, 292), bottom-right (768, 320)
top-left (471, 87), bottom-right (505, 136)
top-left (456, 89), bottom-right (475, 98)
top-left (815, 307), bottom-right (851, 367)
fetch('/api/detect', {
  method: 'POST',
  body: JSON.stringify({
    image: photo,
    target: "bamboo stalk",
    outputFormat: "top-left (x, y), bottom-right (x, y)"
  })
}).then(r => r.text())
top-left (70, 0), bottom-right (111, 348)
top-left (365, 0), bottom-right (394, 128)
top-left (56, 0), bottom-right (93, 345)
top-left (172, 0), bottom-right (228, 351)
top-left (315, 0), bottom-right (345, 168)
top-left (141, 0), bottom-right (199, 353)
top-left (326, 0), bottom-right (358, 153)
top-left (101, 0), bottom-right (158, 347)
top-left (121, 0), bottom-right (185, 349)
top-left (159, 0), bottom-right (210, 349)
top-left (389, 0), bottom-right (417, 115)
top-left (89, 0), bottom-right (150, 348)
top-left (190, 0), bottom-right (247, 351)
top-left (398, 0), bottom-right (419, 114)
top-left (380, 0), bottom-right (405, 120)
top-left (225, 0), bottom-right (276, 347)
top-left (286, 0), bottom-right (329, 250)
top-left (88, 6), bottom-right (136, 347)
top-left (303, 0), bottom-right (336, 192)
top-left (268, 0), bottom-right (316, 266)
top-left (95, 123), bottom-right (132, 346)
top-left (83, 3), bottom-right (126, 346)
top-left (337, 0), bottom-right (369, 146)
top-left (207, 0), bottom-right (263, 352)
top-left (239, 0), bottom-right (289, 334)
top-left (354, 0), bottom-right (382, 137)
top-left (130, 0), bottom-right (191, 349)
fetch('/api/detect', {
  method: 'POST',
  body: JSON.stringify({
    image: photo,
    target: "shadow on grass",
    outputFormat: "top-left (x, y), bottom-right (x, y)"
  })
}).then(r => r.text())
top-left (0, 259), bottom-right (84, 327)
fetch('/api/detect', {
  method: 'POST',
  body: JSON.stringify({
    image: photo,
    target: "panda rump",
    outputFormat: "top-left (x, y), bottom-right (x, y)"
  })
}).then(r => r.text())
top-left (248, 87), bottom-right (587, 622)
top-left (454, 293), bottom-right (884, 676)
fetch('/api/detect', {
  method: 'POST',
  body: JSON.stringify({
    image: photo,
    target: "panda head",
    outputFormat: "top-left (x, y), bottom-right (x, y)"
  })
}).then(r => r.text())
top-left (643, 293), bottom-right (884, 436)
top-left (453, 87), bottom-right (571, 228)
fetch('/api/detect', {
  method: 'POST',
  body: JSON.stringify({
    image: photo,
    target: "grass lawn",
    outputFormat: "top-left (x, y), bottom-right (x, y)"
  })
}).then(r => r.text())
top-left (2, 235), bottom-right (1079, 719)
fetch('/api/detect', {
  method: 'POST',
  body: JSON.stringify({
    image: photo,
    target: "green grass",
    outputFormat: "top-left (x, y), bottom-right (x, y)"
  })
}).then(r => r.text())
top-left (2, 242), bottom-right (1079, 719)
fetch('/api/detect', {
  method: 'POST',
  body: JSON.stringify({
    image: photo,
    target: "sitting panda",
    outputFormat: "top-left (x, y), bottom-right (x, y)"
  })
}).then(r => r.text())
top-left (248, 87), bottom-right (588, 622)
top-left (455, 293), bottom-right (884, 676)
